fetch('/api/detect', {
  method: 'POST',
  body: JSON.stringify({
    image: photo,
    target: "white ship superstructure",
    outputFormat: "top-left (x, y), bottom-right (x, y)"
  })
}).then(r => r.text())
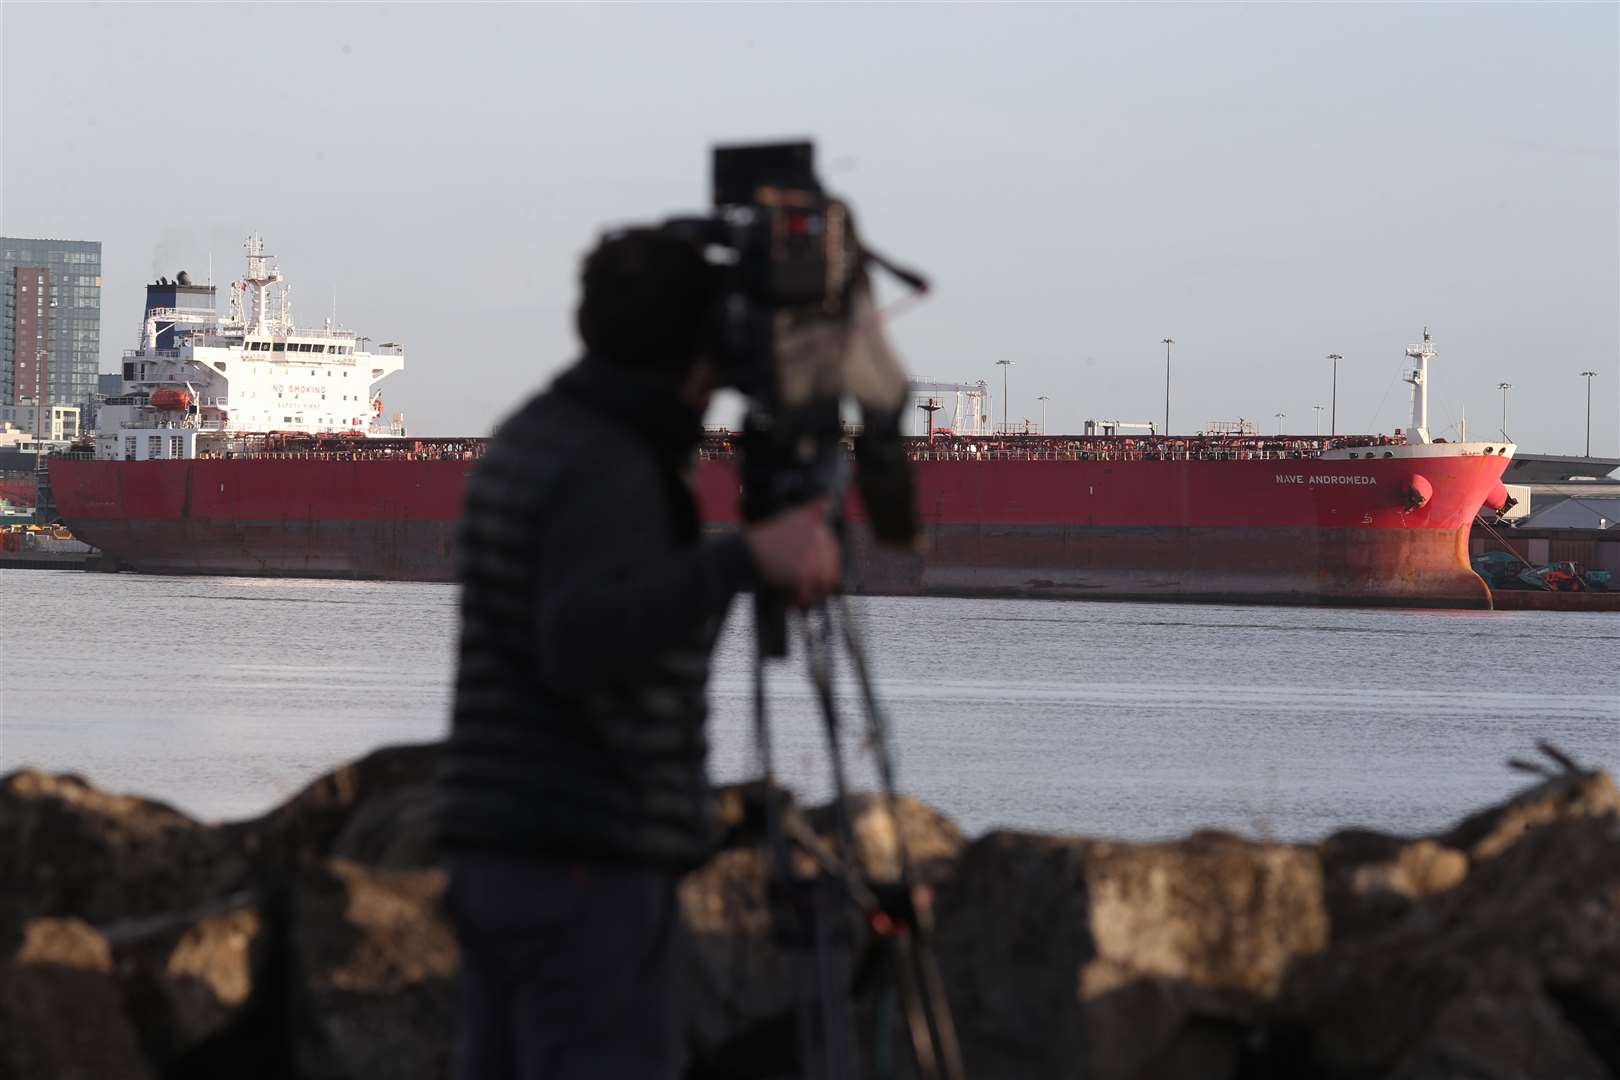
top-left (95, 236), bottom-right (405, 460)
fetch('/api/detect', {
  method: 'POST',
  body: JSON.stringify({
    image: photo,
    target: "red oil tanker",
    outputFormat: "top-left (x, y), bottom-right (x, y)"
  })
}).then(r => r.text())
top-left (50, 424), bottom-right (1514, 608)
top-left (50, 241), bottom-right (1516, 607)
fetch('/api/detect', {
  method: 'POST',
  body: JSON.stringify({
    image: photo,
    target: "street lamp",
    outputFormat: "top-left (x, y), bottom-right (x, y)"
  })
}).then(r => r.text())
top-left (1038, 394), bottom-right (1049, 434)
top-left (1274, 411), bottom-right (1286, 435)
top-left (995, 360), bottom-right (1014, 434)
top-left (1580, 371), bottom-right (1598, 457)
top-left (1497, 382), bottom-right (1512, 441)
top-left (1162, 338), bottom-right (1174, 435)
top-left (1313, 404), bottom-right (1324, 436)
top-left (1326, 354), bottom-right (1342, 435)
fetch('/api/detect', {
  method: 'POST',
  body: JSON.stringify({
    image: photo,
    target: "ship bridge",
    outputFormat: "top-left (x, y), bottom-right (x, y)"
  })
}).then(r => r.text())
top-left (94, 236), bottom-right (407, 460)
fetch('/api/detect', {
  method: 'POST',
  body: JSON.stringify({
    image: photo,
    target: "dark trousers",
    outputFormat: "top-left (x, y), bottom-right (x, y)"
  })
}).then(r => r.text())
top-left (447, 853), bottom-right (683, 1080)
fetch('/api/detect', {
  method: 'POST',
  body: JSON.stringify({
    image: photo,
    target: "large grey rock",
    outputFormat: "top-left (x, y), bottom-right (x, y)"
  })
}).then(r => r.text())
top-left (0, 770), bottom-right (248, 934)
top-left (1279, 794), bottom-right (1620, 1079)
top-left (1319, 831), bottom-right (1470, 940)
top-left (231, 742), bottom-right (442, 871)
top-left (806, 791), bottom-right (965, 884)
top-left (935, 829), bottom-right (1329, 1080)
top-left (5, 744), bottom-right (1617, 1080)
top-left (105, 894), bottom-right (265, 1069)
top-left (1441, 766), bottom-right (1620, 861)
top-left (284, 858), bottom-right (457, 1080)
top-left (0, 917), bottom-right (153, 1080)
top-left (1309, 761), bottom-right (1617, 949)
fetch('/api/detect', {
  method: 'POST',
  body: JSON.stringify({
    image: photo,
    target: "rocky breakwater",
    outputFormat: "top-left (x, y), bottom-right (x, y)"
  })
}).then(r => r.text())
top-left (2, 743), bottom-right (1617, 1080)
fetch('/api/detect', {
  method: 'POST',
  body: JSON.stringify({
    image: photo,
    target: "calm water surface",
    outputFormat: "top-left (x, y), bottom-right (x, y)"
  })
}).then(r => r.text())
top-left (2, 571), bottom-right (1615, 841)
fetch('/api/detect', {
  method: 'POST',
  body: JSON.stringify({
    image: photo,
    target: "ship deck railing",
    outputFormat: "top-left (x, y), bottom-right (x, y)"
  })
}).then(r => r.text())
top-left (260, 327), bottom-right (359, 341)
top-left (46, 437), bottom-right (488, 464)
top-left (186, 451), bottom-right (481, 462)
top-left (901, 448), bottom-right (1383, 463)
top-left (696, 433), bottom-right (1408, 464)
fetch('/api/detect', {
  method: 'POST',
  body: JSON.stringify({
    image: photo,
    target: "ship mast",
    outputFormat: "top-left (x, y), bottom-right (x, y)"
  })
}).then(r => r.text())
top-left (242, 233), bottom-right (285, 335)
top-left (1403, 327), bottom-right (1436, 445)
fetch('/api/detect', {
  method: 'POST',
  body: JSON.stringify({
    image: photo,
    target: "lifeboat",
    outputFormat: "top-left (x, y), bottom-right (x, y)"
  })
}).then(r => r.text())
top-left (150, 389), bottom-right (192, 411)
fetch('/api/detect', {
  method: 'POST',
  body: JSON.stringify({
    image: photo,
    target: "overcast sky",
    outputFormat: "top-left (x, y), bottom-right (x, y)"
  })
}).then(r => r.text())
top-left (4, 3), bottom-right (1615, 453)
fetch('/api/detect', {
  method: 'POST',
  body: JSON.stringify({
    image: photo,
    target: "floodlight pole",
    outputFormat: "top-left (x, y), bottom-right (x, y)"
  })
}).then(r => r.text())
top-left (1578, 371), bottom-right (1598, 457)
top-left (1327, 354), bottom-right (1341, 434)
top-left (996, 360), bottom-right (1014, 434)
top-left (1162, 338), bottom-right (1174, 435)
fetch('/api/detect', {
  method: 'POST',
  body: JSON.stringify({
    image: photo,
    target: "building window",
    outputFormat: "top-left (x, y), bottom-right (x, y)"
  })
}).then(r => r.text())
top-left (147, 435), bottom-right (162, 458)
top-left (170, 436), bottom-right (184, 458)
top-left (125, 437), bottom-right (137, 460)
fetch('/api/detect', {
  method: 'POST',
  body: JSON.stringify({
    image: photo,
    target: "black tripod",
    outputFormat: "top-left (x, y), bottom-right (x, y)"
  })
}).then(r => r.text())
top-left (750, 590), bottom-right (966, 1080)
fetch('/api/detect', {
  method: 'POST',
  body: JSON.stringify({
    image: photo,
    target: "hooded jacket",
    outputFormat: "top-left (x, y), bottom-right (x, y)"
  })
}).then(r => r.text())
top-left (438, 357), bottom-right (754, 868)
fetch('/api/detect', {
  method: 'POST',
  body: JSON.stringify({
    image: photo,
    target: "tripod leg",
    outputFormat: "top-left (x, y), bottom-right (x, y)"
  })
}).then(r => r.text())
top-left (804, 606), bottom-right (859, 860)
top-left (801, 607), bottom-right (866, 1080)
top-left (892, 934), bottom-right (941, 1078)
top-left (834, 597), bottom-right (968, 1080)
top-left (910, 928), bottom-right (967, 1080)
top-left (756, 610), bottom-right (834, 1079)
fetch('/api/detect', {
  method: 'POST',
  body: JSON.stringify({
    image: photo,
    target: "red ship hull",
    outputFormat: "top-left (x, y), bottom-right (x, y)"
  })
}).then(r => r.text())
top-left (48, 457), bottom-right (468, 581)
top-left (49, 448), bottom-right (1510, 607)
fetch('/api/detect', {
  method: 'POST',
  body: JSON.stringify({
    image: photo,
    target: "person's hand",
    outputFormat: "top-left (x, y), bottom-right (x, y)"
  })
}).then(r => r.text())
top-left (744, 499), bottom-right (842, 608)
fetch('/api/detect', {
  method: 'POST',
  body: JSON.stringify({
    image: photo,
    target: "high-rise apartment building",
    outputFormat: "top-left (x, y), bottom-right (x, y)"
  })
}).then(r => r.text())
top-left (1, 238), bottom-right (102, 416)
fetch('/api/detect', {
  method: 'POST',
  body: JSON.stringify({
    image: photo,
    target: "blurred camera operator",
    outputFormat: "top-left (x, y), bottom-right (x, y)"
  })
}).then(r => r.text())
top-left (436, 228), bottom-right (841, 1080)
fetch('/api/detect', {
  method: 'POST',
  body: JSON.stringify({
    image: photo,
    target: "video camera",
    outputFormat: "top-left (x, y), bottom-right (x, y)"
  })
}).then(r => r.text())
top-left (661, 142), bottom-right (926, 651)
top-left (655, 146), bottom-right (965, 1080)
